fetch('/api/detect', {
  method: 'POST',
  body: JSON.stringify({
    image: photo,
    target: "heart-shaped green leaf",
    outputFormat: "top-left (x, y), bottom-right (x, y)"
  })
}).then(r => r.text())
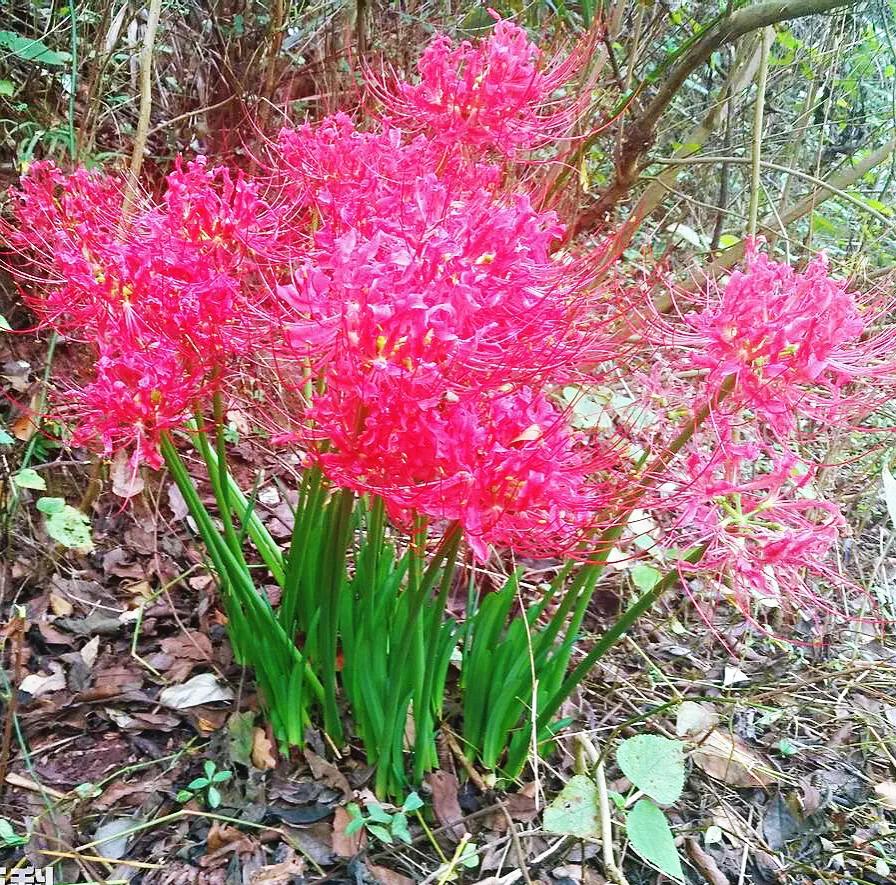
top-left (617, 734), bottom-right (685, 804)
top-left (543, 775), bottom-right (599, 838)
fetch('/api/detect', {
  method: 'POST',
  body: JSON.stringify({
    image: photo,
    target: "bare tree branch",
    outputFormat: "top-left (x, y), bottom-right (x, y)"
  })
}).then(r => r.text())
top-left (575, 0), bottom-right (859, 233)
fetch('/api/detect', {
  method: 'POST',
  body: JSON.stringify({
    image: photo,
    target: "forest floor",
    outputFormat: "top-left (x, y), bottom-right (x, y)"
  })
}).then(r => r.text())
top-left (3, 340), bottom-right (896, 885)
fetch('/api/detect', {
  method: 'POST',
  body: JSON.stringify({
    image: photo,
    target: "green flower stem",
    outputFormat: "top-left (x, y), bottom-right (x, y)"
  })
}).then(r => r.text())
top-left (413, 528), bottom-right (461, 782)
top-left (504, 545), bottom-right (707, 777)
top-left (375, 522), bottom-right (461, 796)
top-left (280, 466), bottom-right (325, 636)
top-left (194, 440), bottom-right (286, 587)
top-left (319, 487), bottom-right (355, 744)
top-left (161, 434), bottom-right (324, 704)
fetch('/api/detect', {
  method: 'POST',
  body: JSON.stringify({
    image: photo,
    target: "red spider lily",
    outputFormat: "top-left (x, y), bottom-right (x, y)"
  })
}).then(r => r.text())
top-left (684, 245), bottom-right (896, 432)
top-left (2, 157), bottom-right (282, 464)
top-left (266, 88), bottom-right (624, 559)
top-left (657, 436), bottom-right (856, 626)
top-left (303, 351), bottom-right (621, 558)
top-left (67, 336), bottom-right (213, 469)
top-left (2, 16), bottom-right (889, 602)
top-left (2, 161), bottom-right (134, 336)
top-left (274, 122), bottom-right (607, 390)
top-left (374, 11), bottom-right (592, 156)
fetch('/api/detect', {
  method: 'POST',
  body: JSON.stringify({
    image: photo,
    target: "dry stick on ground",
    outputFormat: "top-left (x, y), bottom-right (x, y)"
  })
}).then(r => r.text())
top-left (441, 729), bottom-right (533, 884)
top-left (576, 734), bottom-right (629, 885)
top-left (0, 613), bottom-right (25, 795)
top-left (574, 0), bottom-right (860, 236)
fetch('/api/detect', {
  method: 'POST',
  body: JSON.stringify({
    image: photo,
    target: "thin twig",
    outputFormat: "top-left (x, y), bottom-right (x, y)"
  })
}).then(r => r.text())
top-left (653, 155), bottom-right (895, 228)
top-left (748, 28), bottom-right (773, 237)
top-left (577, 735), bottom-right (630, 885)
top-left (0, 614), bottom-right (26, 795)
top-left (122, 0), bottom-right (163, 217)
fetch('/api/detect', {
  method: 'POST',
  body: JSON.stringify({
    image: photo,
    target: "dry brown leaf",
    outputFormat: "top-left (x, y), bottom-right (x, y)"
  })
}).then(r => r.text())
top-left (226, 409), bottom-right (251, 435)
top-left (160, 632), bottom-right (214, 661)
top-left (167, 482), bottom-right (189, 521)
top-left (692, 730), bottom-right (776, 788)
top-left (366, 860), bottom-right (414, 885)
top-left (684, 837), bottom-right (728, 885)
top-left (111, 450), bottom-right (145, 499)
top-left (49, 593), bottom-right (74, 617)
top-left (251, 727), bottom-right (278, 770)
top-left (710, 804), bottom-right (758, 847)
top-left (189, 574), bottom-right (214, 591)
top-left (504, 782), bottom-right (539, 823)
top-left (426, 771), bottom-right (465, 842)
top-left (332, 806), bottom-right (365, 858)
top-left (11, 405), bottom-right (38, 442)
top-left (201, 822), bottom-right (256, 866)
top-left (20, 663), bottom-right (66, 697)
top-left (305, 749), bottom-right (352, 800)
top-left (194, 710), bottom-right (229, 734)
top-left (95, 778), bottom-right (163, 811)
top-left (874, 780), bottom-right (896, 810)
top-left (158, 631), bottom-right (214, 681)
top-left (158, 672), bottom-right (233, 709)
top-left (80, 636), bottom-right (100, 668)
top-left (249, 848), bottom-right (305, 884)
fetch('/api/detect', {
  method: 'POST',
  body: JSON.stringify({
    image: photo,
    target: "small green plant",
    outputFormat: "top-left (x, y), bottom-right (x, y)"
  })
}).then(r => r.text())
top-left (344, 792), bottom-right (423, 845)
top-left (12, 467), bottom-right (45, 490)
top-left (433, 835), bottom-right (480, 882)
top-left (0, 818), bottom-right (27, 848)
top-left (175, 759), bottom-right (233, 809)
top-left (544, 733), bottom-right (686, 882)
top-left (36, 496), bottom-right (94, 551)
top-left (616, 733), bottom-right (686, 881)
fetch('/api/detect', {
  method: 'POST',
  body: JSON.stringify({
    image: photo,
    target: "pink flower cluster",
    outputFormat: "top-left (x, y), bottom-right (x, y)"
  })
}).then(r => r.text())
top-left (626, 245), bottom-right (896, 627)
top-left (687, 247), bottom-right (877, 432)
top-left (271, 105), bottom-right (617, 555)
top-left (379, 11), bottom-right (588, 155)
top-left (4, 157), bottom-right (274, 466)
top-left (661, 438), bottom-right (847, 623)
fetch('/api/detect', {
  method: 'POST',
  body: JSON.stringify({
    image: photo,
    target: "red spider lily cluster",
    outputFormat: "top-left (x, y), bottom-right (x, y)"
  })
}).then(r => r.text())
top-left (630, 247), bottom-right (896, 625)
top-left (686, 249), bottom-right (885, 432)
top-left (376, 9), bottom-right (592, 154)
top-left (4, 157), bottom-right (277, 466)
top-left (4, 15), bottom-right (894, 625)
